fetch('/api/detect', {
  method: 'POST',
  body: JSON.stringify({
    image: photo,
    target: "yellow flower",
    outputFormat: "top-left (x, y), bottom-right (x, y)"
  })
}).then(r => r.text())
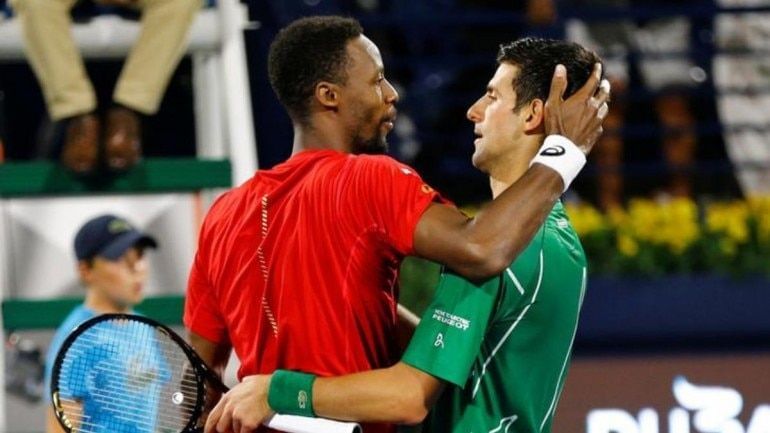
top-left (617, 234), bottom-right (639, 257)
top-left (747, 196), bottom-right (770, 243)
top-left (564, 202), bottom-right (606, 236)
top-left (626, 198), bottom-right (699, 253)
top-left (706, 201), bottom-right (749, 244)
top-left (606, 207), bottom-right (628, 228)
top-left (626, 199), bottom-right (660, 243)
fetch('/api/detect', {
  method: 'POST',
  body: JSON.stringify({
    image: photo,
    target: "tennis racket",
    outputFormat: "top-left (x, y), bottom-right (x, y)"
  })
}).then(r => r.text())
top-left (50, 313), bottom-right (360, 433)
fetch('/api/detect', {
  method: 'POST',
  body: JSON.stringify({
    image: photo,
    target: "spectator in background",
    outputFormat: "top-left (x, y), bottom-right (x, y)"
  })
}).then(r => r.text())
top-left (712, 0), bottom-right (770, 195)
top-left (567, 0), bottom-right (702, 209)
top-left (44, 214), bottom-right (157, 432)
top-left (10, 0), bottom-right (200, 174)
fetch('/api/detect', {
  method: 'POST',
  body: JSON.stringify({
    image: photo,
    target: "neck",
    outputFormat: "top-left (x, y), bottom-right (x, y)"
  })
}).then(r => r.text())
top-left (291, 115), bottom-right (352, 155)
top-left (84, 290), bottom-right (131, 314)
top-left (489, 135), bottom-right (543, 199)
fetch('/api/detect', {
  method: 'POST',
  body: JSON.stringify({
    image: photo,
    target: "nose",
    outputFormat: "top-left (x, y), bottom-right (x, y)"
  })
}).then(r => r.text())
top-left (467, 96), bottom-right (484, 123)
top-left (384, 78), bottom-right (399, 104)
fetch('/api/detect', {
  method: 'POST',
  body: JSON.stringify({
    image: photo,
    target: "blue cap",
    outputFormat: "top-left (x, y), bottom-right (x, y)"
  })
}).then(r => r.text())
top-left (74, 215), bottom-right (158, 261)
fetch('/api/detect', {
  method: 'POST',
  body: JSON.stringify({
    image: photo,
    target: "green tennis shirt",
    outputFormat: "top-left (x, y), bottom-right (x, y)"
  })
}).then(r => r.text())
top-left (402, 201), bottom-right (587, 433)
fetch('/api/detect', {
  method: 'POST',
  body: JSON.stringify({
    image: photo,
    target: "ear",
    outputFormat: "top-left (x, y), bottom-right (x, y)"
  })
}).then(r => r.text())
top-left (77, 260), bottom-right (92, 284)
top-left (524, 99), bottom-right (545, 133)
top-left (315, 81), bottom-right (341, 110)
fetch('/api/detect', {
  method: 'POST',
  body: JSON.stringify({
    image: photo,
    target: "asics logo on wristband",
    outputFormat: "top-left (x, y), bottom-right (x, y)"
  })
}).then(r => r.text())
top-left (540, 145), bottom-right (566, 156)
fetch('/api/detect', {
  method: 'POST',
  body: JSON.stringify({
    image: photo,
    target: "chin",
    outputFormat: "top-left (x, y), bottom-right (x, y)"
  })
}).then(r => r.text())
top-left (471, 153), bottom-right (483, 170)
top-left (471, 156), bottom-right (492, 175)
top-left (129, 294), bottom-right (144, 306)
top-left (353, 136), bottom-right (389, 155)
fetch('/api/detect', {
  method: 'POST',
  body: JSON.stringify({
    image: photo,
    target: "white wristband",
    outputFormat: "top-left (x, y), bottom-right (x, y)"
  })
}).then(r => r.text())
top-left (529, 135), bottom-right (586, 192)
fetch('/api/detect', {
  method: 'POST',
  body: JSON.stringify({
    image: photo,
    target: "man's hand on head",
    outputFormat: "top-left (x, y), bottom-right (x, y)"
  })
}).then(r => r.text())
top-left (544, 63), bottom-right (611, 155)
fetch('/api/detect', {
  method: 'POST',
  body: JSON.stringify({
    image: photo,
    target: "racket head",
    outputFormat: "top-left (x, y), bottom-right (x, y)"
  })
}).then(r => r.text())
top-left (50, 314), bottom-right (211, 433)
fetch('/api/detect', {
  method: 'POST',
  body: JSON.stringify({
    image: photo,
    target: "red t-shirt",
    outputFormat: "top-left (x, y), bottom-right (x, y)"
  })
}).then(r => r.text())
top-left (185, 150), bottom-right (443, 432)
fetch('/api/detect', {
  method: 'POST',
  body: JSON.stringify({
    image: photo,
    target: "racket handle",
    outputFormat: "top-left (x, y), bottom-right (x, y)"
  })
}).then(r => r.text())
top-left (265, 414), bottom-right (361, 433)
top-left (185, 416), bottom-right (361, 433)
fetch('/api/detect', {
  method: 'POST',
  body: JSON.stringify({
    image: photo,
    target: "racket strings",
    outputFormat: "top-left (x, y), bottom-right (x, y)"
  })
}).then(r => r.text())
top-left (53, 318), bottom-right (206, 433)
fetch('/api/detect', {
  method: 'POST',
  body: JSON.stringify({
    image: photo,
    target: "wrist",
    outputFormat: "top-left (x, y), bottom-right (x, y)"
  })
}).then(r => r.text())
top-left (529, 135), bottom-right (586, 192)
top-left (260, 375), bottom-right (276, 417)
top-left (267, 370), bottom-right (317, 417)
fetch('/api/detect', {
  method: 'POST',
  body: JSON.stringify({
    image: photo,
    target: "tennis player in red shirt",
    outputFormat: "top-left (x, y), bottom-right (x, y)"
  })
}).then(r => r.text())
top-left (185, 16), bottom-right (608, 433)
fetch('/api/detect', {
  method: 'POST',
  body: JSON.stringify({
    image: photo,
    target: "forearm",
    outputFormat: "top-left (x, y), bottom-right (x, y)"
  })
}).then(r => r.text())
top-left (312, 363), bottom-right (443, 425)
top-left (462, 163), bottom-right (564, 274)
top-left (187, 331), bottom-right (231, 419)
top-left (415, 163), bottom-right (563, 280)
top-left (188, 331), bottom-right (231, 375)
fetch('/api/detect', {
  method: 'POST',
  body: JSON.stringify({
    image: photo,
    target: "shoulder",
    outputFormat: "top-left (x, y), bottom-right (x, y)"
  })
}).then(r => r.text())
top-left (543, 203), bottom-right (586, 264)
top-left (198, 176), bottom-right (260, 232)
top-left (57, 305), bottom-right (95, 333)
top-left (348, 154), bottom-right (421, 176)
top-left (49, 306), bottom-right (95, 356)
top-left (342, 155), bottom-right (430, 194)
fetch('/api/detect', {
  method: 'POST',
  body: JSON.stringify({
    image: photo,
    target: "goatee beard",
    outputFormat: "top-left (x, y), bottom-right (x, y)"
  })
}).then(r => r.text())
top-left (352, 135), bottom-right (388, 155)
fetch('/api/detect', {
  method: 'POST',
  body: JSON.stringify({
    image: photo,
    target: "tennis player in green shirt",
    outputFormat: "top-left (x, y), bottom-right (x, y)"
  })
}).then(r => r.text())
top-left (206, 37), bottom-right (607, 433)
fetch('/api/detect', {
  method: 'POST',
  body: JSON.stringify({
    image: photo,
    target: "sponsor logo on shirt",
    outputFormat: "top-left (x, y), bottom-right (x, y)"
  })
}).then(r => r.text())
top-left (432, 309), bottom-right (470, 331)
top-left (434, 333), bottom-right (445, 348)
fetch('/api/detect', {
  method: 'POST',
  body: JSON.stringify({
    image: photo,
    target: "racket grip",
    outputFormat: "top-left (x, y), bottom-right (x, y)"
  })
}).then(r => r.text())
top-left (264, 414), bottom-right (361, 433)
top-left (185, 415), bottom-right (361, 433)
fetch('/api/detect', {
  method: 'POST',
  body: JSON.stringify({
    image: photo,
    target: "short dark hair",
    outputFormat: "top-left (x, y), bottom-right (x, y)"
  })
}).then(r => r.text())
top-left (497, 38), bottom-right (601, 111)
top-left (268, 16), bottom-right (363, 125)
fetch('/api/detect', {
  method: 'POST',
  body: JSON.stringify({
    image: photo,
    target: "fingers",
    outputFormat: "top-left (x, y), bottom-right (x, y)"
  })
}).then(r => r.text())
top-left (588, 78), bottom-right (610, 139)
top-left (576, 63), bottom-right (602, 98)
top-left (204, 399), bottom-right (225, 433)
top-left (597, 102), bottom-right (609, 120)
top-left (594, 78), bottom-right (611, 107)
top-left (216, 404), bottom-right (234, 433)
top-left (547, 64), bottom-right (568, 104)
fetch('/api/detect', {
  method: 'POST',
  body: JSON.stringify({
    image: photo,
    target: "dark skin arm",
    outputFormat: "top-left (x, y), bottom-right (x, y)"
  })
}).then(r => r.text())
top-left (413, 63), bottom-right (609, 280)
top-left (188, 332), bottom-right (233, 423)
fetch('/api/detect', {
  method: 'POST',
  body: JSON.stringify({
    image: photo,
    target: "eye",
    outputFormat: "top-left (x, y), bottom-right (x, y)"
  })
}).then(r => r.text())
top-left (486, 92), bottom-right (497, 101)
